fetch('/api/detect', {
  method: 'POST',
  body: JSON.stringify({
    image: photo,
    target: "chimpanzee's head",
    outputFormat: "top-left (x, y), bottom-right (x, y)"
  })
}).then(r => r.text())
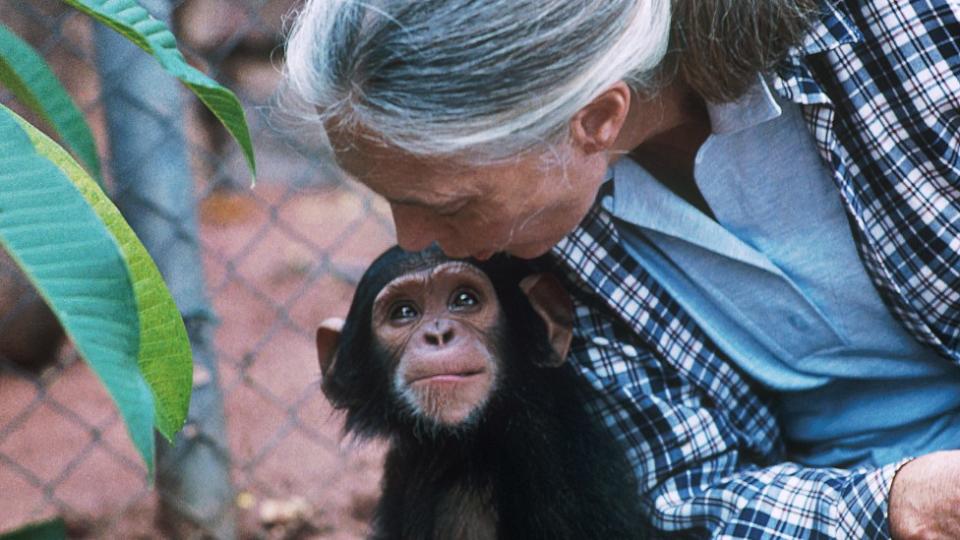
top-left (316, 246), bottom-right (572, 438)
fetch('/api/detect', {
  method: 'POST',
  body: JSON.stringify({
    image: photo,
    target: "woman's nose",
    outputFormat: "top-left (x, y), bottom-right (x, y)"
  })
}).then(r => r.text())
top-left (391, 204), bottom-right (444, 252)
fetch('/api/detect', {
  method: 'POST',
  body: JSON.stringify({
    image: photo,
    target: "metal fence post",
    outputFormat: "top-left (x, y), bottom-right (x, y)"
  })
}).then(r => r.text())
top-left (92, 1), bottom-right (237, 537)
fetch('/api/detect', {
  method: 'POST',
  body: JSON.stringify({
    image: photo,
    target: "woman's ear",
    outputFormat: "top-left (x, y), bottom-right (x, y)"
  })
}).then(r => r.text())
top-left (519, 274), bottom-right (574, 366)
top-left (316, 317), bottom-right (345, 376)
top-left (569, 81), bottom-right (632, 155)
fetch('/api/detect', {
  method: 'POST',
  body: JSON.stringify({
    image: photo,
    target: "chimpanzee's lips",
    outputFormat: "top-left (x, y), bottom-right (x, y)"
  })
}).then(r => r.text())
top-left (408, 369), bottom-right (486, 385)
top-left (403, 353), bottom-right (492, 387)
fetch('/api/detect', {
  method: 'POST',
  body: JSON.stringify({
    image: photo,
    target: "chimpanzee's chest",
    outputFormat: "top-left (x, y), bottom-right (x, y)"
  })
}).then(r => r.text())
top-left (433, 483), bottom-right (497, 540)
top-left (381, 461), bottom-right (500, 540)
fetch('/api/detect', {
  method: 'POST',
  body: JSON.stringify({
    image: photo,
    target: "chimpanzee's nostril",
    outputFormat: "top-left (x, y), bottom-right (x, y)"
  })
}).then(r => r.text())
top-left (441, 328), bottom-right (454, 344)
top-left (424, 324), bottom-right (455, 346)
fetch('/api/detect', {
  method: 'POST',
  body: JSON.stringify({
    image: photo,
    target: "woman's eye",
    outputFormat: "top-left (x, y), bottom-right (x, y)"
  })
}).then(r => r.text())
top-left (389, 303), bottom-right (419, 321)
top-left (450, 290), bottom-right (480, 309)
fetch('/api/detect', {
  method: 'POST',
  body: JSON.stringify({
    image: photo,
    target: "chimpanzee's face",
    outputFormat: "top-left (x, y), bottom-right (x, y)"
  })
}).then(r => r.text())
top-left (371, 261), bottom-right (501, 427)
top-left (316, 248), bottom-right (574, 438)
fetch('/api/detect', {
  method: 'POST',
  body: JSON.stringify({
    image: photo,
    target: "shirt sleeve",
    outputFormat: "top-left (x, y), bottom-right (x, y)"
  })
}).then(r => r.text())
top-left (571, 311), bottom-right (907, 539)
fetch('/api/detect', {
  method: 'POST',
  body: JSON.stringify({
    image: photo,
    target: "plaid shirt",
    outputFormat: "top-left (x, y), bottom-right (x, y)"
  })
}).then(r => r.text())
top-left (549, 1), bottom-right (960, 538)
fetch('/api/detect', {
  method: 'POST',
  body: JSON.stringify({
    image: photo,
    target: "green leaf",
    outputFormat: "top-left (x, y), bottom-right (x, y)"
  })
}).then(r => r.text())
top-left (0, 23), bottom-right (102, 185)
top-left (0, 104), bottom-right (154, 473)
top-left (62, 0), bottom-right (257, 182)
top-left (0, 518), bottom-right (66, 540)
top-left (15, 110), bottom-right (193, 442)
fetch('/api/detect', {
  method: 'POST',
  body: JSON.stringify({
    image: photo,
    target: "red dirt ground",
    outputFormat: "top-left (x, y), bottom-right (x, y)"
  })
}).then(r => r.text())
top-left (0, 181), bottom-right (396, 539)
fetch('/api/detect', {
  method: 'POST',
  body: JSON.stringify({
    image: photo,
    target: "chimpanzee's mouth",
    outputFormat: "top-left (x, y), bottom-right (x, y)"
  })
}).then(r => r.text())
top-left (408, 369), bottom-right (486, 385)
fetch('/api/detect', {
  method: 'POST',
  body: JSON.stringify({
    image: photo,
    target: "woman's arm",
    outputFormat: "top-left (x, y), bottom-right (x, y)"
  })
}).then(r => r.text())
top-left (571, 300), bottom-right (960, 538)
top-left (570, 323), bottom-right (902, 538)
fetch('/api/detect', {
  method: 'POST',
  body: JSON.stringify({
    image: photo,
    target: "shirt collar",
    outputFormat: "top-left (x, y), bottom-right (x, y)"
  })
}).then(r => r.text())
top-left (708, 75), bottom-right (782, 135)
top-left (602, 75), bottom-right (788, 272)
top-left (601, 158), bottom-right (785, 275)
top-left (605, 74), bottom-right (783, 217)
top-left (796, 0), bottom-right (862, 56)
top-left (772, 1), bottom-right (862, 105)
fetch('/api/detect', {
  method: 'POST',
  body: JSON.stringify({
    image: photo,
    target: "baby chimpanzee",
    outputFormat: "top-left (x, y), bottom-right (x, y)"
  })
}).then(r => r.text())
top-left (316, 246), bottom-right (641, 539)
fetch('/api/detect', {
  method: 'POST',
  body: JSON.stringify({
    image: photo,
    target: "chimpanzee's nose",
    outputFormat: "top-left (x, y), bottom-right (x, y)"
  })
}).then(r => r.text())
top-left (423, 320), bottom-right (455, 347)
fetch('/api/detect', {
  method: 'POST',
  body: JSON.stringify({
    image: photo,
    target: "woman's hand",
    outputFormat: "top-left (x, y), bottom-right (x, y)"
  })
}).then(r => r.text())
top-left (889, 450), bottom-right (960, 539)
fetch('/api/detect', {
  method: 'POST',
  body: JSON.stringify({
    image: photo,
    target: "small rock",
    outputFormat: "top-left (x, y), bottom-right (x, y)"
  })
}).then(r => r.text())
top-left (259, 496), bottom-right (312, 526)
top-left (236, 491), bottom-right (256, 510)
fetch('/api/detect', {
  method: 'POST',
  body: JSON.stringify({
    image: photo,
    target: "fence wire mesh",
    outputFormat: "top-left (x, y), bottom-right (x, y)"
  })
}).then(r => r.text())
top-left (0, 1), bottom-right (394, 538)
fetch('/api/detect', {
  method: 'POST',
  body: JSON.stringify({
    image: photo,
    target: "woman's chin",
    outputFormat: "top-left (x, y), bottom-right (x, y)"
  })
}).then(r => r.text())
top-left (471, 250), bottom-right (497, 261)
top-left (463, 238), bottom-right (559, 261)
top-left (504, 241), bottom-right (556, 260)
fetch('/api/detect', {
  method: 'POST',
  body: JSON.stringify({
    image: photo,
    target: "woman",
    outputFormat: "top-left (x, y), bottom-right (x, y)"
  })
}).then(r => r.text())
top-left (284, 1), bottom-right (960, 537)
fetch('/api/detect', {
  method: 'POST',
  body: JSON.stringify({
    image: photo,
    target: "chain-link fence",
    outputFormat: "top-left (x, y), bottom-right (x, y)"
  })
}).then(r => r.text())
top-left (0, 1), bottom-right (393, 538)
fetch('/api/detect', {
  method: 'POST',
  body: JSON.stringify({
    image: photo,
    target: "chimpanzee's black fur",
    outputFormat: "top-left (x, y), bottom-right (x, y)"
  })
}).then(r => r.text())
top-left (323, 246), bottom-right (642, 539)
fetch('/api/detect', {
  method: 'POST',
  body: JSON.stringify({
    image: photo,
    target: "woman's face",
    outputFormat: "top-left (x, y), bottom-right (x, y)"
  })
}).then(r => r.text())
top-left (331, 135), bottom-right (608, 260)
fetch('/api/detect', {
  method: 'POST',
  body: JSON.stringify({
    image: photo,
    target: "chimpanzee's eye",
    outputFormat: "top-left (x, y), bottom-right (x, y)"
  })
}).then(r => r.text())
top-left (389, 302), bottom-right (419, 321)
top-left (450, 289), bottom-right (480, 310)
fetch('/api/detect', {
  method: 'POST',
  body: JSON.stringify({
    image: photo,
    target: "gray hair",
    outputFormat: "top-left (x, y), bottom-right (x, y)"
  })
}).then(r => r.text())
top-left (284, 0), bottom-right (671, 158)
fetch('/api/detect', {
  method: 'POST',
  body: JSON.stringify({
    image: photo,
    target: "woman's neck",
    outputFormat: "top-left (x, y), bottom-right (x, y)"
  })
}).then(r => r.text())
top-left (612, 81), bottom-right (715, 216)
top-left (610, 80), bottom-right (710, 160)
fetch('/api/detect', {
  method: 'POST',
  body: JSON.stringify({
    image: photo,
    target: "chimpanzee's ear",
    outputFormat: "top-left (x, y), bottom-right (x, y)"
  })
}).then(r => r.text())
top-left (316, 317), bottom-right (344, 376)
top-left (519, 273), bottom-right (574, 367)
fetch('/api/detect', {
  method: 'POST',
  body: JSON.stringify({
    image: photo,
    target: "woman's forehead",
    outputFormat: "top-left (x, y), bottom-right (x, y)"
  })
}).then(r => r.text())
top-left (331, 130), bottom-right (455, 179)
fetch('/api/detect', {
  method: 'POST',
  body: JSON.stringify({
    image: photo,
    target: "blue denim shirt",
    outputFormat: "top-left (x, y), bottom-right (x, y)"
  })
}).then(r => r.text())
top-left (605, 78), bottom-right (960, 468)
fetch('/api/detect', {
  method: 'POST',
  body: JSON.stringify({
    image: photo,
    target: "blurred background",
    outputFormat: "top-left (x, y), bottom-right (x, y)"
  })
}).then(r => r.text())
top-left (0, 1), bottom-right (394, 538)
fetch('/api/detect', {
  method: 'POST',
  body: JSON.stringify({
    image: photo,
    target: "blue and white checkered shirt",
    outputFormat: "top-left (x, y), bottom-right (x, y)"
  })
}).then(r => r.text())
top-left (548, 1), bottom-right (960, 537)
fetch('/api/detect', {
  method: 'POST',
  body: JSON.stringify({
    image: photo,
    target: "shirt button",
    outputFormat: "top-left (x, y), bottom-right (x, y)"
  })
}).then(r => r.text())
top-left (622, 345), bottom-right (639, 358)
top-left (788, 314), bottom-right (810, 331)
top-left (592, 336), bottom-right (610, 347)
